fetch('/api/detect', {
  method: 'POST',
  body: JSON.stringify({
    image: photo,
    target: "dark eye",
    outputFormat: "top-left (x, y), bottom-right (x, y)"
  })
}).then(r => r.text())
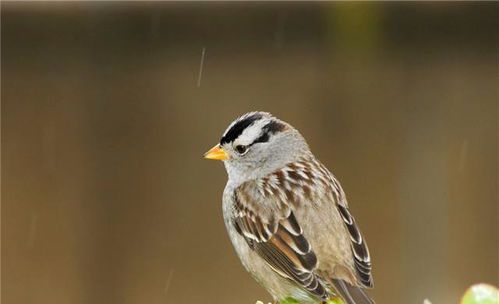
top-left (235, 145), bottom-right (248, 155)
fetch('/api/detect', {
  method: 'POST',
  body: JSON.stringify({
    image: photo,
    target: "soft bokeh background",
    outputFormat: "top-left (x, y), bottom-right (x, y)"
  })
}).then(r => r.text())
top-left (2, 2), bottom-right (498, 304)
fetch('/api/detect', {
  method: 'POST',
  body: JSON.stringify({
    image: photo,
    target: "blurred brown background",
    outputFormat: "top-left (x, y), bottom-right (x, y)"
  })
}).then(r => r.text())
top-left (2, 2), bottom-right (498, 304)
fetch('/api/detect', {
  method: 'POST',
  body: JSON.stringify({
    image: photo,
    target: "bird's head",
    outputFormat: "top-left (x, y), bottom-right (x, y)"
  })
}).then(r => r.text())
top-left (204, 111), bottom-right (310, 183)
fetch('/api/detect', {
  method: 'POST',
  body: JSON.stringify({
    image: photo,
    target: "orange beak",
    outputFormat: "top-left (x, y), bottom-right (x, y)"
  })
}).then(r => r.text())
top-left (203, 144), bottom-right (229, 160)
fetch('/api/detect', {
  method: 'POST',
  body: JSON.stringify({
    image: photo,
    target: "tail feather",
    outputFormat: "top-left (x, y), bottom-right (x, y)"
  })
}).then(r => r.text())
top-left (330, 279), bottom-right (374, 304)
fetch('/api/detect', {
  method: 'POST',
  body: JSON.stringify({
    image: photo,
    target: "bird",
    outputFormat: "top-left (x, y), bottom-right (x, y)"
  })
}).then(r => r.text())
top-left (204, 112), bottom-right (374, 304)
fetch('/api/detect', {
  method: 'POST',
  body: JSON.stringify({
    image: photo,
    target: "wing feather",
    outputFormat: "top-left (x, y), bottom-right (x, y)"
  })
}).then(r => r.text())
top-left (233, 187), bottom-right (328, 300)
top-left (336, 203), bottom-right (373, 288)
top-left (231, 157), bottom-right (374, 302)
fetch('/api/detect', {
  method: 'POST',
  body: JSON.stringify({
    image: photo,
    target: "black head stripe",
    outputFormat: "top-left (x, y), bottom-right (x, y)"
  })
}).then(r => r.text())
top-left (220, 113), bottom-right (264, 145)
top-left (263, 121), bottom-right (286, 134)
top-left (251, 120), bottom-right (286, 145)
top-left (252, 132), bottom-right (270, 144)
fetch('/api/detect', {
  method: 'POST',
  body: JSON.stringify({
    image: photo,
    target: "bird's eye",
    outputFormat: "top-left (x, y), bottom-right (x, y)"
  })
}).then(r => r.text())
top-left (235, 145), bottom-right (248, 155)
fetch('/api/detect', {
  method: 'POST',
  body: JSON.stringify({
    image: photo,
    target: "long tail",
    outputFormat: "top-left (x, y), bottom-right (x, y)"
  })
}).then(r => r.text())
top-left (330, 279), bottom-right (374, 304)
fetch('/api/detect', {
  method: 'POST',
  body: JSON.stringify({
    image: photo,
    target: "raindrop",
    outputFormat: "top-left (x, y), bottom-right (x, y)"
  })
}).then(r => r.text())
top-left (197, 47), bottom-right (206, 88)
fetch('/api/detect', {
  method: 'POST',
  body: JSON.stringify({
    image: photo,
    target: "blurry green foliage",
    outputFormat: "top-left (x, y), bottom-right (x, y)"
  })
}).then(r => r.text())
top-left (327, 3), bottom-right (382, 54)
top-left (279, 297), bottom-right (344, 304)
top-left (461, 284), bottom-right (499, 304)
top-left (278, 284), bottom-right (499, 304)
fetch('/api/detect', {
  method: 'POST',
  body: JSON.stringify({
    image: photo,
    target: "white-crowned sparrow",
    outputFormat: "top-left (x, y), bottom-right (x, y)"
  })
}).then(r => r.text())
top-left (204, 112), bottom-right (374, 304)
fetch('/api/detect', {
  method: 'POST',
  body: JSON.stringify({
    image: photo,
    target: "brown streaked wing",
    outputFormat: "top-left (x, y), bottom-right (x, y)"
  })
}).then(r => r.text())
top-left (233, 187), bottom-right (329, 300)
top-left (336, 203), bottom-right (373, 288)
